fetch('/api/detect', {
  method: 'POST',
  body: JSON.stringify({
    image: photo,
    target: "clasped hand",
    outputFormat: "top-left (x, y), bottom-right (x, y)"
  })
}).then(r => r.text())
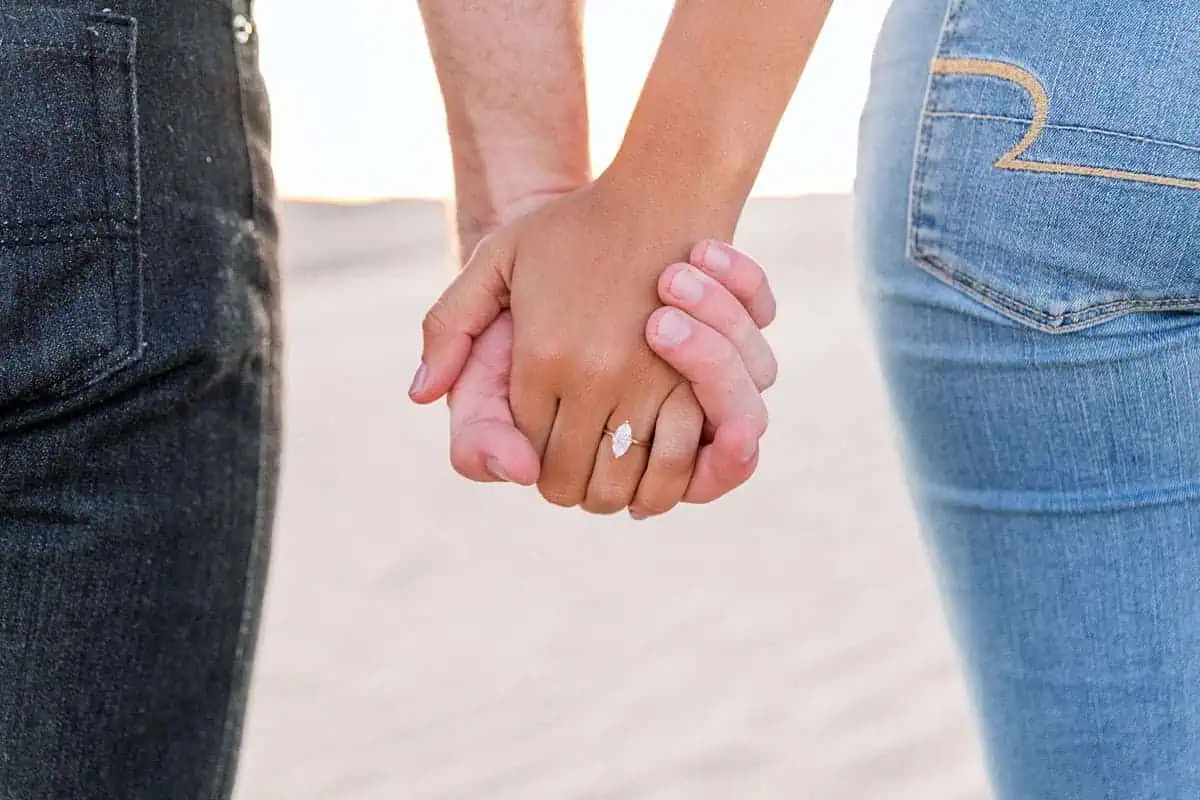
top-left (410, 176), bottom-right (777, 518)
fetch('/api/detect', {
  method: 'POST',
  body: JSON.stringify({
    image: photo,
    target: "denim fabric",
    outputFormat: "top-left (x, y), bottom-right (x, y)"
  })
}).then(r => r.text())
top-left (0, 0), bottom-right (279, 797)
top-left (857, 1), bottom-right (1200, 797)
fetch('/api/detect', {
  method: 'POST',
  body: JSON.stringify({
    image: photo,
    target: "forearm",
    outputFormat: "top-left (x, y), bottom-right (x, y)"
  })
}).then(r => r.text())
top-left (417, 0), bottom-right (591, 251)
top-left (609, 0), bottom-right (832, 228)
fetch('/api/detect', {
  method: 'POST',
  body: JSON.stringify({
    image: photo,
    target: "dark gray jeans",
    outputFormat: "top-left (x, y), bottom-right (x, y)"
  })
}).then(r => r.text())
top-left (0, 1), bottom-right (280, 797)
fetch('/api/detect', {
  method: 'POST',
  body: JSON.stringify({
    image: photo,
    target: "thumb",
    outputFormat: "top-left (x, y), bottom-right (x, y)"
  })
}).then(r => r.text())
top-left (410, 233), bottom-right (514, 404)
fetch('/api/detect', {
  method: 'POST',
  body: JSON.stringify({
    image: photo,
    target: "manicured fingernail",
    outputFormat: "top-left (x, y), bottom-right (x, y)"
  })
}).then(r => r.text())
top-left (408, 362), bottom-right (428, 397)
top-left (702, 242), bottom-right (732, 272)
top-left (486, 457), bottom-right (511, 482)
top-left (668, 268), bottom-right (705, 303)
top-left (653, 308), bottom-right (693, 347)
top-left (629, 510), bottom-right (648, 521)
top-left (740, 438), bottom-right (759, 462)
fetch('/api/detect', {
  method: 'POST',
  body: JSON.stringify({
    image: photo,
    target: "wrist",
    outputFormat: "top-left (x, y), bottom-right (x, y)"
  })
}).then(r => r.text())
top-left (601, 0), bottom-right (829, 234)
top-left (453, 175), bottom-right (588, 267)
top-left (599, 130), bottom-right (748, 248)
top-left (452, 125), bottom-right (589, 201)
top-left (605, 82), bottom-right (764, 238)
top-left (606, 129), bottom-right (754, 233)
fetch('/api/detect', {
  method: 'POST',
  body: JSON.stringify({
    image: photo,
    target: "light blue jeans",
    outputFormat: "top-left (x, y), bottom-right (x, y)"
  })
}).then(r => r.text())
top-left (857, 1), bottom-right (1200, 797)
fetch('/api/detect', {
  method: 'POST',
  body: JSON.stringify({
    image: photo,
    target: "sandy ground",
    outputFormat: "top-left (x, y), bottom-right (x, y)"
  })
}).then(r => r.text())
top-left (233, 197), bottom-right (992, 800)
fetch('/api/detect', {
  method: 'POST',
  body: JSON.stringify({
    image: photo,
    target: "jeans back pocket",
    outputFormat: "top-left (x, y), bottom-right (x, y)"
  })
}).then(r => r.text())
top-left (908, 0), bottom-right (1200, 332)
top-left (0, 8), bottom-right (142, 404)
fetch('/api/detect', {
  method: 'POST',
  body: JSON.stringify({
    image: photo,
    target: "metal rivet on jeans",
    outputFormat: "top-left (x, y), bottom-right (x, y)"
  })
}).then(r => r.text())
top-left (233, 13), bottom-right (254, 44)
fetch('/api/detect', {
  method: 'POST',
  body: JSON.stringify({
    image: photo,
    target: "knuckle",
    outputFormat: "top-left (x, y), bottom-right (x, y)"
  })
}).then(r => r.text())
top-left (759, 293), bottom-right (778, 328)
top-left (521, 332), bottom-right (562, 363)
top-left (706, 291), bottom-right (743, 336)
top-left (582, 484), bottom-right (631, 515)
top-left (715, 448), bottom-right (755, 482)
top-left (521, 341), bottom-right (576, 380)
top-left (728, 279), bottom-right (766, 317)
top-left (738, 256), bottom-right (768, 296)
top-left (448, 435), bottom-right (483, 481)
top-left (758, 398), bottom-right (770, 434)
top-left (689, 327), bottom-right (733, 367)
top-left (653, 439), bottom-right (697, 474)
top-left (713, 340), bottom-right (742, 374)
top-left (720, 466), bottom-right (754, 494)
top-left (633, 496), bottom-right (677, 518)
top-left (744, 399), bottom-right (770, 440)
top-left (421, 302), bottom-right (451, 341)
top-left (524, 342), bottom-right (563, 370)
top-left (538, 480), bottom-right (583, 509)
top-left (760, 353), bottom-right (780, 391)
top-left (449, 451), bottom-right (476, 481)
top-left (576, 352), bottom-right (627, 391)
top-left (644, 499), bottom-right (678, 517)
top-left (589, 348), bottom-right (628, 376)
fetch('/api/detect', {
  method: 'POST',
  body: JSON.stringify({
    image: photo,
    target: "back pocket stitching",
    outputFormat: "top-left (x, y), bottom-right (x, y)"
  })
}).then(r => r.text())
top-left (928, 111), bottom-right (1200, 156)
top-left (907, 46), bottom-right (1200, 333)
top-left (931, 57), bottom-right (1200, 191)
top-left (54, 13), bottom-right (143, 394)
top-left (1, 12), bottom-right (144, 401)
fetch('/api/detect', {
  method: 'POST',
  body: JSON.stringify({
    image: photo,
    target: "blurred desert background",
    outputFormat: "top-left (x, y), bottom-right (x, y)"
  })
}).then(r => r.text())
top-left (234, 1), bottom-right (993, 798)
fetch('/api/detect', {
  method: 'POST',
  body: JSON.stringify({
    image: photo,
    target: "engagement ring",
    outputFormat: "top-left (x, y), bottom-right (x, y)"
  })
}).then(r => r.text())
top-left (604, 421), bottom-right (651, 459)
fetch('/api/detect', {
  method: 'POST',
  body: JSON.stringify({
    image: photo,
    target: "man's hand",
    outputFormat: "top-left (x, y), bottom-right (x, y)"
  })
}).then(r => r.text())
top-left (643, 241), bottom-right (776, 510)
top-left (435, 240), bottom-right (777, 519)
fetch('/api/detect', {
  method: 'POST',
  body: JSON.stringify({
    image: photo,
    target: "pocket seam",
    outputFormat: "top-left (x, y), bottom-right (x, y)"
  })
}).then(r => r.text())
top-left (57, 13), bottom-right (143, 395)
top-left (18, 13), bottom-right (144, 400)
top-left (905, 1), bottom-right (1200, 333)
top-left (909, 252), bottom-right (1200, 333)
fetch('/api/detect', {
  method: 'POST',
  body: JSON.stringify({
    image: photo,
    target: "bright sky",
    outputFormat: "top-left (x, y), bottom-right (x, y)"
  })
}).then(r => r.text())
top-left (255, 1), bottom-right (890, 200)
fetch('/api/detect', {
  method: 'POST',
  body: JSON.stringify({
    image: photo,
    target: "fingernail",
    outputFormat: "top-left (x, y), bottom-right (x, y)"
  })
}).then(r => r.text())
top-left (740, 438), bottom-right (759, 462)
top-left (408, 362), bottom-right (428, 397)
top-left (668, 268), bottom-right (705, 303)
top-left (486, 457), bottom-right (511, 482)
top-left (653, 308), bottom-right (693, 347)
top-left (702, 242), bottom-right (732, 272)
top-left (629, 510), bottom-right (648, 521)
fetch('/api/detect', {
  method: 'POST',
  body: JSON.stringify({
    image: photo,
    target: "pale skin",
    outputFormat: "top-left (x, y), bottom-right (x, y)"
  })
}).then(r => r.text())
top-left (413, 0), bottom-right (833, 517)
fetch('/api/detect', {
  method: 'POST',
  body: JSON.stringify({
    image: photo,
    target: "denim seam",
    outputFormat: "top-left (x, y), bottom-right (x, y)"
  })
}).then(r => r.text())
top-left (909, 252), bottom-right (1200, 333)
top-left (62, 15), bottom-right (143, 394)
top-left (905, 0), bottom-right (964, 271)
top-left (211, 5), bottom-right (269, 795)
top-left (7, 44), bottom-right (126, 58)
top-left (209, 305), bottom-right (273, 800)
top-left (0, 216), bottom-right (136, 231)
top-left (38, 14), bottom-right (144, 397)
top-left (927, 111), bottom-right (1200, 156)
top-left (0, 231), bottom-right (131, 247)
top-left (88, 44), bottom-right (114, 238)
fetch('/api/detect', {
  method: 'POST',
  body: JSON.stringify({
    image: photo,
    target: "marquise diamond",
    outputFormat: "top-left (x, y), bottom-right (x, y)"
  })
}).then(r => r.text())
top-left (611, 421), bottom-right (634, 459)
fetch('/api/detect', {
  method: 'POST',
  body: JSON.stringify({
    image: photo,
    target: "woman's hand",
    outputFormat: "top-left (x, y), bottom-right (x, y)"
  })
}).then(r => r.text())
top-left (411, 172), bottom-right (742, 512)
top-left (424, 232), bottom-right (777, 517)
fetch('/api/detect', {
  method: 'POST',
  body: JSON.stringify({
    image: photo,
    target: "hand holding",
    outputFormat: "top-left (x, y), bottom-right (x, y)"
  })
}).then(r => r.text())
top-left (412, 175), bottom-right (738, 512)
